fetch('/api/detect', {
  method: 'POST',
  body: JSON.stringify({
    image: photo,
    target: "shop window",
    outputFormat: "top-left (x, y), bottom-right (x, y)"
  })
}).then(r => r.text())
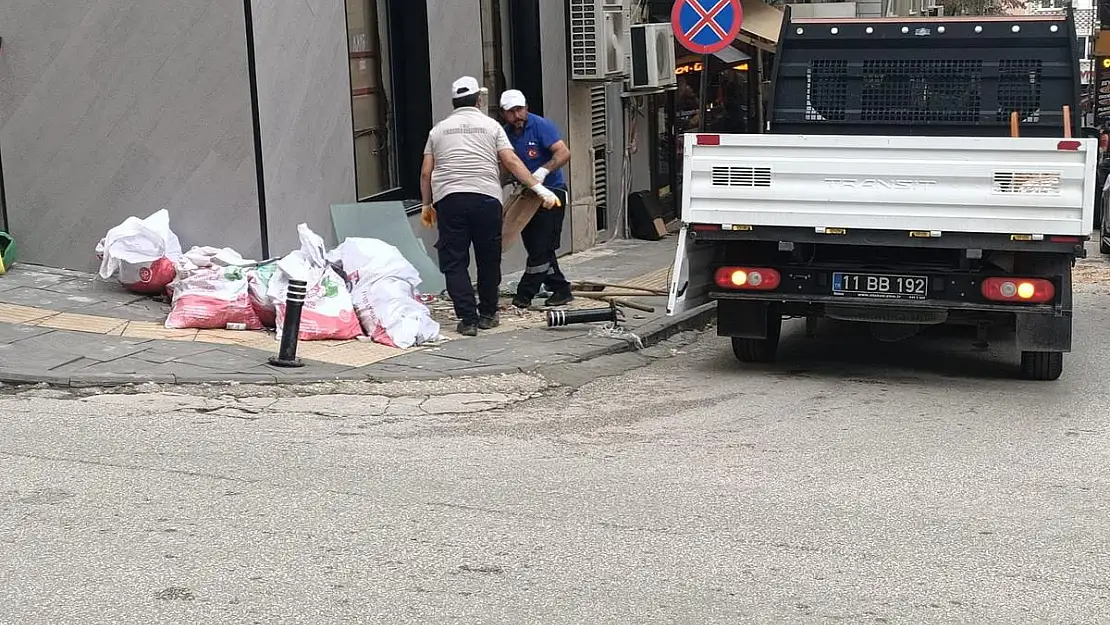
top-left (347, 0), bottom-right (398, 200)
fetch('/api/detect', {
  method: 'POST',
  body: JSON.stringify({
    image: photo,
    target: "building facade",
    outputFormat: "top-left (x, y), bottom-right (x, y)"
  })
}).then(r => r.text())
top-left (0, 0), bottom-right (578, 270)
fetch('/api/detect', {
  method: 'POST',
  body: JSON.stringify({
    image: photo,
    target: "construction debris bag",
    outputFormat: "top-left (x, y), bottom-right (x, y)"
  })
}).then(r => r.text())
top-left (165, 265), bottom-right (264, 330)
top-left (96, 209), bottom-right (182, 294)
top-left (268, 224), bottom-right (361, 341)
top-left (247, 263), bottom-right (279, 328)
top-left (0, 231), bottom-right (16, 275)
top-left (327, 238), bottom-right (440, 349)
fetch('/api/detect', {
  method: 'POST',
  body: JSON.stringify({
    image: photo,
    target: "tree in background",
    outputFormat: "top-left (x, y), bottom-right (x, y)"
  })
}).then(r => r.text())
top-left (940, 0), bottom-right (1028, 15)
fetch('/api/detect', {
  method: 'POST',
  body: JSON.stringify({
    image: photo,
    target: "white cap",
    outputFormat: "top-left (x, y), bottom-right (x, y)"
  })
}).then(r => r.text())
top-left (500, 89), bottom-right (527, 110)
top-left (451, 76), bottom-right (481, 98)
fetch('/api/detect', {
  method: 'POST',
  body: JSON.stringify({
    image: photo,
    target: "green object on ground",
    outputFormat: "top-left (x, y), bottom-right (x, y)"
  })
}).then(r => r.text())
top-left (331, 201), bottom-right (446, 295)
top-left (0, 232), bottom-right (16, 275)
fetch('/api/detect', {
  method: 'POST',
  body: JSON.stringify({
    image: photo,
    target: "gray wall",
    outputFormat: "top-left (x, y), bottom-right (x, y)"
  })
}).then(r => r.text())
top-left (539, 0), bottom-right (573, 255)
top-left (0, 0), bottom-right (263, 269)
top-left (250, 0), bottom-right (357, 255)
top-left (427, 0), bottom-right (485, 123)
top-left (606, 81), bottom-right (626, 239)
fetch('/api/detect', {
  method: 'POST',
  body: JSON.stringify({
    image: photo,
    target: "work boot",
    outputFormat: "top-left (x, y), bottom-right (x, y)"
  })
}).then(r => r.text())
top-left (456, 321), bottom-right (478, 337)
top-left (511, 296), bottom-right (532, 309)
top-left (544, 292), bottom-right (574, 307)
top-left (478, 313), bottom-right (500, 330)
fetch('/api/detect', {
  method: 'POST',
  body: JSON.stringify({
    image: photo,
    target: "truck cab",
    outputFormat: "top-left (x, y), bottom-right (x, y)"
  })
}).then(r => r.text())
top-left (667, 11), bottom-right (1095, 380)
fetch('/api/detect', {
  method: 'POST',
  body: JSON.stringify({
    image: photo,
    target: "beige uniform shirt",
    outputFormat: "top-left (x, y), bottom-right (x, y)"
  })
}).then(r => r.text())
top-left (424, 107), bottom-right (512, 204)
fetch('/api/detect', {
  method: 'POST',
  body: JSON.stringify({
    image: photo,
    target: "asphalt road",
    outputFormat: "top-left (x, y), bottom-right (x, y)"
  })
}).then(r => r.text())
top-left (2, 292), bottom-right (1109, 624)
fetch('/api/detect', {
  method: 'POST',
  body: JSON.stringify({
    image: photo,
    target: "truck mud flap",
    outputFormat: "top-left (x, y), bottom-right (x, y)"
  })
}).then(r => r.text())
top-left (717, 300), bottom-right (777, 339)
top-left (1015, 313), bottom-right (1072, 352)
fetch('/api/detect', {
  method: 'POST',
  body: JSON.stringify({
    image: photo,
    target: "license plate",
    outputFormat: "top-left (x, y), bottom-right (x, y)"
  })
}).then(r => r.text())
top-left (832, 272), bottom-right (928, 300)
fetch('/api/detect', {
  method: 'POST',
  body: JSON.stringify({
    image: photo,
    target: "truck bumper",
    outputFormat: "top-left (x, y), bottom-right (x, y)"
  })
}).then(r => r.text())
top-left (713, 293), bottom-right (1072, 352)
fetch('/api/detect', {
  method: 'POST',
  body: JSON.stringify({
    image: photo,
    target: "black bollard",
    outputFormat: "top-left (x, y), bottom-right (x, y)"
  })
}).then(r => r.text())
top-left (268, 279), bottom-right (308, 368)
top-left (546, 305), bottom-right (619, 328)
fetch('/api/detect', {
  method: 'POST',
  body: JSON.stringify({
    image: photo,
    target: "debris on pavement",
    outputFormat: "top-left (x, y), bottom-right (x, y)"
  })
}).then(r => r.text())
top-left (589, 322), bottom-right (645, 350)
top-left (165, 256), bottom-right (264, 331)
top-left (267, 224), bottom-right (362, 342)
top-left (328, 237), bottom-right (441, 348)
top-left (95, 209), bottom-right (182, 294)
top-left (81, 212), bottom-right (674, 365)
top-left (0, 231), bottom-right (16, 275)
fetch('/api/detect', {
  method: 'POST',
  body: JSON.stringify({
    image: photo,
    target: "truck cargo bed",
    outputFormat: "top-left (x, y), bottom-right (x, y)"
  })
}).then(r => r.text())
top-left (682, 133), bottom-right (1096, 238)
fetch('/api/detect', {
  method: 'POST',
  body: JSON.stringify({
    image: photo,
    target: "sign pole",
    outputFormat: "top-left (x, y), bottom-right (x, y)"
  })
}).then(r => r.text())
top-left (671, 0), bottom-right (744, 133)
top-left (698, 54), bottom-right (710, 132)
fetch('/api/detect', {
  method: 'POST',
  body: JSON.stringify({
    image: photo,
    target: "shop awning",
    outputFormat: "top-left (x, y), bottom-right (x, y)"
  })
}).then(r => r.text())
top-left (738, 0), bottom-right (784, 52)
top-left (678, 46), bottom-right (751, 65)
top-left (713, 46), bottom-right (751, 64)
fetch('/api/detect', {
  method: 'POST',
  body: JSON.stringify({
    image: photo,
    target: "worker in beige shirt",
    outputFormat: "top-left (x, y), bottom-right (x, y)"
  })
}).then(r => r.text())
top-left (421, 76), bottom-right (559, 336)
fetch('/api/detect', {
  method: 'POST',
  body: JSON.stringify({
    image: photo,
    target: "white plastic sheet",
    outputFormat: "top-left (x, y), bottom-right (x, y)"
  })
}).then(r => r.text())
top-left (327, 238), bottom-right (440, 349)
top-left (95, 209), bottom-right (183, 294)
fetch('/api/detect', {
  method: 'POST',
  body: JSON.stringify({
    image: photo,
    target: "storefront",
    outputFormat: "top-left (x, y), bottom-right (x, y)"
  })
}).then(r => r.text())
top-left (0, 0), bottom-right (572, 269)
top-left (645, 0), bottom-right (783, 219)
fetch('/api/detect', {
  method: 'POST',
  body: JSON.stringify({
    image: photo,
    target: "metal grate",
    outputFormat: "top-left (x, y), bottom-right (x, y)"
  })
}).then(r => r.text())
top-left (1075, 8), bottom-right (1095, 37)
top-left (996, 60), bottom-right (1042, 123)
top-left (711, 166), bottom-right (772, 187)
top-left (993, 171), bottom-right (1061, 195)
top-left (806, 60), bottom-right (848, 121)
top-left (590, 85), bottom-right (607, 147)
top-left (860, 60), bottom-right (983, 123)
top-left (569, 0), bottom-right (599, 78)
top-left (593, 145), bottom-right (608, 230)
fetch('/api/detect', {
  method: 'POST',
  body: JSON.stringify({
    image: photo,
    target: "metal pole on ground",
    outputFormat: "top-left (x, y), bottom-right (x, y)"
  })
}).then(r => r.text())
top-left (546, 304), bottom-right (620, 328)
top-left (269, 279), bottom-right (308, 368)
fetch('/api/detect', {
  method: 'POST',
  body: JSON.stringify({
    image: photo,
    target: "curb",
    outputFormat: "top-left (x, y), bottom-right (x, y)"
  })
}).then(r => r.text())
top-left (0, 304), bottom-right (717, 389)
top-left (628, 301), bottom-right (717, 349)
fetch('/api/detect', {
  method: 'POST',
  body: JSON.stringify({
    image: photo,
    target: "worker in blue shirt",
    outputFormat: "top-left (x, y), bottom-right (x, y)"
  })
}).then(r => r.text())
top-left (499, 89), bottom-right (574, 309)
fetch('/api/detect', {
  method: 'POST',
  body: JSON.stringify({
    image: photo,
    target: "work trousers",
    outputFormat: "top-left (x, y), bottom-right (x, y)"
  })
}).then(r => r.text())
top-left (517, 188), bottom-right (571, 301)
top-left (436, 192), bottom-right (503, 325)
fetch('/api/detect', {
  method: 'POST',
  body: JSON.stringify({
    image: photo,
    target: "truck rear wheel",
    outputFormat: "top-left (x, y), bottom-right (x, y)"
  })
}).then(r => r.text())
top-left (731, 314), bottom-right (782, 363)
top-left (1020, 351), bottom-right (1063, 381)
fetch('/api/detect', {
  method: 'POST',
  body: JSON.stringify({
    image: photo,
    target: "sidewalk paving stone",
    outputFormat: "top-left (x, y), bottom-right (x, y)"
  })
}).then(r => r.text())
top-left (0, 237), bottom-right (712, 387)
top-left (0, 342), bottom-right (91, 371)
top-left (12, 331), bottom-right (152, 362)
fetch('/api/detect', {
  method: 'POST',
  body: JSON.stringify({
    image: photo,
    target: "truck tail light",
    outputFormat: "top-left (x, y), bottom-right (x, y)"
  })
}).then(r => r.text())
top-left (981, 277), bottom-right (1055, 304)
top-left (696, 134), bottom-right (720, 146)
top-left (714, 267), bottom-right (781, 291)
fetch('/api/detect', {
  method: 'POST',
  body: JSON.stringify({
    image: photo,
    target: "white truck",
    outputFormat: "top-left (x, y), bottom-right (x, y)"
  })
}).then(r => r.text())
top-left (667, 12), bottom-right (1096, 381)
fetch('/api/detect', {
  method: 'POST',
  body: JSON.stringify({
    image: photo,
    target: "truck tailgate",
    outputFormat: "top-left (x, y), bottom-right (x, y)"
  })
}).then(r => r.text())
top-left (682, 134), bottom-right (1097, 237)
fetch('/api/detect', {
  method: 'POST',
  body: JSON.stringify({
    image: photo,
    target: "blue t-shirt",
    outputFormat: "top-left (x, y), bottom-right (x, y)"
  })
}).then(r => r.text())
top-left (505, 113), bottom-right (566, 190)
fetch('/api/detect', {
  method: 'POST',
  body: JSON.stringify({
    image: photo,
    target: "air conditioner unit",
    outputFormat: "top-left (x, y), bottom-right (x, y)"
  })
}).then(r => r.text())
top-left (569, 0), bottom-right (629, 80)
top-left (628, 23), bottom-right (677, 90)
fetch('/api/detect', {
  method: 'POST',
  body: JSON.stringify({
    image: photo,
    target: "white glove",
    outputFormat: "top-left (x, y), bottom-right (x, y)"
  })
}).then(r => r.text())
top-left (530, 183), bottom-right (560, 209)
top-left (532, 167), bottom-right (550, 184)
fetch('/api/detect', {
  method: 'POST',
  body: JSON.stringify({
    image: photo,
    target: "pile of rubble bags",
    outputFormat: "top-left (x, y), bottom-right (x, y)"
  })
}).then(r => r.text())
top-left (96, 212), bottom-right (441, 349)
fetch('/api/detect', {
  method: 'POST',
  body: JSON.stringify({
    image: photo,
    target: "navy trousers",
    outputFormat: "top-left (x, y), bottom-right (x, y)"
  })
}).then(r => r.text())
top-left (435, 192), bottom-right (503, 325)
top-left (516, 188), bottom-right (571, 301)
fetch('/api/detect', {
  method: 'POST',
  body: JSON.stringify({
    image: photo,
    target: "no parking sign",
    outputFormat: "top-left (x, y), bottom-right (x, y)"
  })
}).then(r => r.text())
top-left (671, 0), bottom-right (744, 56)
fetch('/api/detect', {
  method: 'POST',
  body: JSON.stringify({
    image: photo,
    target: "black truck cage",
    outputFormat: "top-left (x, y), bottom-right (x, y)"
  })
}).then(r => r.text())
top-left (768, 10), bottom-right (1084, 138)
